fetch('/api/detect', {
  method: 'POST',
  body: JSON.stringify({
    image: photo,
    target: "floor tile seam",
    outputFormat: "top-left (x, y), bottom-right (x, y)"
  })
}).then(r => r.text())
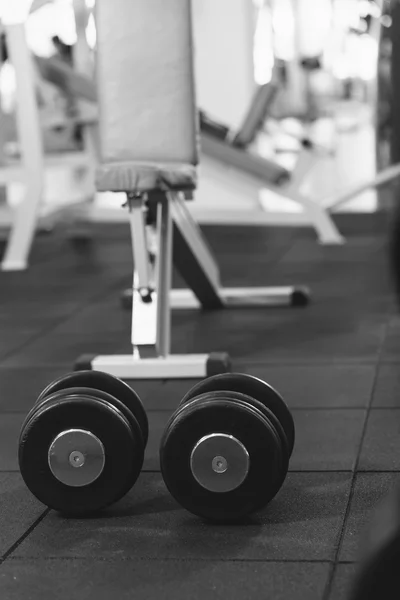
top-left (377, 360), bottom-right (400, 365)
top-left (231, 360), bottom-right (380, 367)
top-left (4, 468), bottom-right (400, 474)
top-left (321, 323), bottom-right (388, 600)
top-left (265, 235), bottom-right (307, 265)
top-left (3, 556), bottom-right (336, 564)
top-left (0, 508), bottom-right (50, 564)
top-left (234, 360), bottom-right (384, 367)
top-left (353, 319), bottom-right (390, 474)
top-left (142, 407), bottom-right (387, 413)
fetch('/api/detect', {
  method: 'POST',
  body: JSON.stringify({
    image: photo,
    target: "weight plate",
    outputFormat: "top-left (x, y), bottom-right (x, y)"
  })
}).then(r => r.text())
top-left (23, 386), bottom-right (144, 453)
top-left (160, 395), bottom-right (284, 521)
top-left (167, 391), bottom-right (290, 510)
top-left (19, 393), bottom-right (144, 514)
top-left (174, 388), bottom-right (289, 475)
top-left (180, 373), bottom-right (295, 456)
top-left (37, 370), bottom-right (148, 446)
top-left (167, 389), bottom-right (289, 513)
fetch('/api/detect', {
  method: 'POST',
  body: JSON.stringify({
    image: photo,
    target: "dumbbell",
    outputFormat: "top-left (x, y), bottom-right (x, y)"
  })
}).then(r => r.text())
top-left (18, 370), bottom-right (148, 515)
top-left (350, 484), bottom-right (400, 600)
top-left (160, 373), bottom-right (294, 522)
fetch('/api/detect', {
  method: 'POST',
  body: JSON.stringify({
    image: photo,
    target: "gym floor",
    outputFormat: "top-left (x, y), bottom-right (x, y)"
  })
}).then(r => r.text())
top-left (0, 213), bottom-right (398, 599)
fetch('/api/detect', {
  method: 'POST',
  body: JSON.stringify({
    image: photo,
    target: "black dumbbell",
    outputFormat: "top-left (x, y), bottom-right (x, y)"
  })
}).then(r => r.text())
top-left (350, 484), bottom-right (400, 600)
top-left (19, 371), bottom-right (148, 516)
top-left (159, 373), bottom-right (294, 522)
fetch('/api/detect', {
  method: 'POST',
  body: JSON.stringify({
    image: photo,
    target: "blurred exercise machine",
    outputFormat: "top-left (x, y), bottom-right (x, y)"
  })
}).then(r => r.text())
top-left (4, 0), bottom-right (400, 270)
top-left (198, 70), bottom-right (344, 244)
top-left (0, 21), bottom-right (96, 271)
top-left (198, 66), bottom-right (400, 244)
top-left (0, 0), bottom-right (98, 271)
top-left (76, 0), bottom-right (310, 380)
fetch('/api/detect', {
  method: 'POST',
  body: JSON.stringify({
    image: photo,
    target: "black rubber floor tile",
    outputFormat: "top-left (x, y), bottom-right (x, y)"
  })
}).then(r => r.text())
top-left (144, 409), bottom-right (366, 473)
top-left (329, 563), bottom-right (358, 600)
top-left (28, 234), bottom-right (132, 273)
top-left (1, 285), bottom-right (94, 305)
top-left (339, 472), bottom-right (400, 561)
top-left (380, 317), bottom-right (400, 362)
top-left (237, 365), bottom-right (375, 408)
top-left (206, 224), bottom-right (295, 252)
top-left (372, 364), bottom-right (400, 407)
top-left (0, 413), bottom-right (25, 471)
top-left (0, 473), bottom-right (46, 557)
top-left (358, 410), bottom-right (400, 470)
top-left (171, 312), bottom-right (385, 364)
top-left (142, 379), bottom-right (202, 410)
top-left (0, 331), bottom-right (43, 363)
top-left (0, 314), bottom-right (70, 333)
top-left (0, 367), bottom-right (68, 412)
top-left (290, 410), bottom-right (366, 471)
top-left (50, 301), bottom-right (131, 335)
top-left (0, 559), bottom-right (330, 600)
top-left (278, 236), bottom-right (387, 265)
top-left (13, 472), bottom-right (351, 562)
top-left (125, 380), bottom-right (167, 409)
top-left (219, 259), bottom-right (300, 286)
top-left (1, 333), bottom-right (132, 367)
top-left (0, 299), bottom-right (82, 321)
top-left (0, 366), bottom-right (163, 414)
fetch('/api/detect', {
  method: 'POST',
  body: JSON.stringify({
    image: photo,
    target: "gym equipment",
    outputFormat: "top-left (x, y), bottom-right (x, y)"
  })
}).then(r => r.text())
top-left (197, 61), bottom-right (344, 244)
top-left (18, 370), bottom-right (148, 515)
top-left (118, 189), bottom-right (310, 313)
top-left (376, 7), bottom-right (392, 174)
top-left (33, 50), bottom-right (310, 316)
top-left (198, 69), bottom-right (400, 242)
top-left (35, 55), bottom-right (97, 105)
top-left (0, 22), bottom-right (96, 271)
top-left (391, 0), bottom-right (400, 166)
top-left (349, 483), bottom-right (400, 600)
top-left (200, 85), bottom-right (334, 178)
top-left (159, 373), bottom-right (294, 522)
top-left (193, 3), bottom-right (400, 240)
top-left (200, 69), bottom-right (326, 152)
top-left (76, 0), bottom-right (310, 380)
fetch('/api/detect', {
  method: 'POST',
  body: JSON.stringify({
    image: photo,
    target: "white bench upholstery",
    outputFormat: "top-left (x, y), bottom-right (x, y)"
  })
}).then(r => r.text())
top-left (95, 0), bottom-right (198, 193)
